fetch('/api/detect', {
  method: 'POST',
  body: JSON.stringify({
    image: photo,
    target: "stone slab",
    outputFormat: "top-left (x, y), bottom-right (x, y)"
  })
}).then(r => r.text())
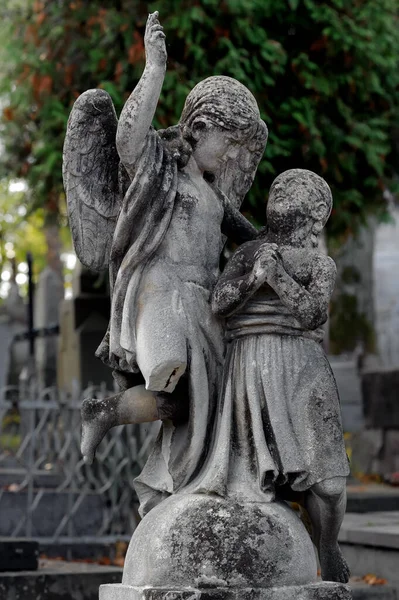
top-left (362, 369), bottom-right (399, 429)
top-left (351, 583), bottom-right (397, 599)
top-left (341, 544), bottom-right (399, 590)
top-left (339, 512), bottom-right (399, 549)
top-left (0, 559), bottom-right (122, 600)
top-left (329, 357), bottom-right (364, 432)
top-left (100, 583), bottom-right (352, 600)
top-left (346, 485), bottom-right (399, 513)
top-left (339, 512), bottom-right (399, 589)
top-left (0, 538), bottom-right (38, 572)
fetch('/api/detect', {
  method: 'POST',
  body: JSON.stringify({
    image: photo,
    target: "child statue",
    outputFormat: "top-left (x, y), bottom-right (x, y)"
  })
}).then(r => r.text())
top-left (189, 169), bottom-right (350, 583)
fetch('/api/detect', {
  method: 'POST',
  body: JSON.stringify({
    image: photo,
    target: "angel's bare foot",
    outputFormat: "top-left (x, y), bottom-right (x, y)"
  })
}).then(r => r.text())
top-left (81, 396), bottom-right (119, 464)
top-left (320, 544), bottom-right (350, 583)
top-left (81, 386), bottom-right (160, 464)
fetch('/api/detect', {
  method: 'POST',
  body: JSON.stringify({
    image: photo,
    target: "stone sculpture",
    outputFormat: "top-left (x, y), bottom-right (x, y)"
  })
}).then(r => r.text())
top-left (64, 10), bottom-right (267, 515)
top-left (63, 11), bottom-right (352, 600)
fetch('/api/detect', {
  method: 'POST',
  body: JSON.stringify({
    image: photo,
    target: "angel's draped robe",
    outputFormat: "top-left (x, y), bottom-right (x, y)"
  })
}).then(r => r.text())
top-left (96, 129), bottom-right (225, 516)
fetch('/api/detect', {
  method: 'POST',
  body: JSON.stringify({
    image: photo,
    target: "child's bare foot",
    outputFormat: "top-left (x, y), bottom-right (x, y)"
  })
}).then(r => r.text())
top-left (81, 396), bottom-right (119, 464)
top-left (320, 544), bottom-right (350, 583)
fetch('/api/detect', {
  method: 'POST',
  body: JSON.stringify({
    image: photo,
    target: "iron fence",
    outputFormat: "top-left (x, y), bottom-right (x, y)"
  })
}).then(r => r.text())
top-left (0, 383), bottom-right (158, 546)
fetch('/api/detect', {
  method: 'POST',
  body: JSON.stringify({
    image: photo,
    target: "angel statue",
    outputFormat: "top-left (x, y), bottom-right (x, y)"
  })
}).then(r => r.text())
top-left (63, 11), bottom-right (268, 516)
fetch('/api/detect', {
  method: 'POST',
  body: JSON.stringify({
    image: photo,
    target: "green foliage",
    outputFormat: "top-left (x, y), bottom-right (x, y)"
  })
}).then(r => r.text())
top-left (0, 180), bottom-right (52, 297)
top-left (0, 181), bottom-right (47, 268)
top-left (0, 0), bottom-right (398, 239)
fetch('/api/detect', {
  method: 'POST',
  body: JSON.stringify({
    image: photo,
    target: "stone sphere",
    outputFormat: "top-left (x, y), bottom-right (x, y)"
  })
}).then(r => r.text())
top-left (123, 494), bottom-right (317, 589)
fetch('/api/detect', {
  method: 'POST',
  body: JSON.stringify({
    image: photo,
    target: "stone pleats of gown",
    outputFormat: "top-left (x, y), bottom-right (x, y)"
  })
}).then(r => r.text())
top-left (186, 328), bottom-right (350, 503)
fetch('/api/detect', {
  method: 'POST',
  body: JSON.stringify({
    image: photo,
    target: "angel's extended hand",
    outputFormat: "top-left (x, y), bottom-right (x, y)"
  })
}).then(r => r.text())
top-left (145, 11), bottom-right (167, 68)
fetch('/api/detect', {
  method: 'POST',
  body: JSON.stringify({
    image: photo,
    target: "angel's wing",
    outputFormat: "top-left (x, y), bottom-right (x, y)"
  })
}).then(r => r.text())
top-left (63, 89), bottom-right (129, 272)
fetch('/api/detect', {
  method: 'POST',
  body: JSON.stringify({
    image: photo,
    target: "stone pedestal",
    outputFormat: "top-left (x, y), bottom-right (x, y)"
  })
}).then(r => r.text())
top-left (100, 582), bottom-right (351, 600)
top-left (100, 494), bottom-right (352, 600)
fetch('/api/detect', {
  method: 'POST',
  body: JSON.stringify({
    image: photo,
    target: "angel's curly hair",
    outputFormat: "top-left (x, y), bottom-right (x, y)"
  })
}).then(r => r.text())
top-left (159, 76), bottom-right (268, 180)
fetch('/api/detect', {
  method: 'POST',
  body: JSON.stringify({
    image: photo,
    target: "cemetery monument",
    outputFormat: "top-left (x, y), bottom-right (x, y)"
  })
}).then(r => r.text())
top-left (63, 12), bottom-right (351, 600)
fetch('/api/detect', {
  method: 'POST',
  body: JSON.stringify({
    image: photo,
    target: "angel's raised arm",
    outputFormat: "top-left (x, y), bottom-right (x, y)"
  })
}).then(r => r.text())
top-left (116, 12), bottom-right (167, 176)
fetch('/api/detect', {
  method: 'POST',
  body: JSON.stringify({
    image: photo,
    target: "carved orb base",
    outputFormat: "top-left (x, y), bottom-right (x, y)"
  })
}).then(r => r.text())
top-left (110, 493), bottom-right (348, 597)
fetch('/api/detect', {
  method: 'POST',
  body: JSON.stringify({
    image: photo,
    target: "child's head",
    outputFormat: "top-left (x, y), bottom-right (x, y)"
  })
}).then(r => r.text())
top-left (266, 169), bottom-right (332, 245)
top-left (160, 76), bottom-right (268, 207)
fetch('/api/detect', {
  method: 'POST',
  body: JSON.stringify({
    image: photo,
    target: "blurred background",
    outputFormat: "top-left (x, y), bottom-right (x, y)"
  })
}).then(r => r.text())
top-left (0, 0), bottom-right (398, 596)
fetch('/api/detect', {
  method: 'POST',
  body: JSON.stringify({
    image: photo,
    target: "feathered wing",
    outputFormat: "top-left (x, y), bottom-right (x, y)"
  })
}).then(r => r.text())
top-left (63, 89), bottom-right (129, 272)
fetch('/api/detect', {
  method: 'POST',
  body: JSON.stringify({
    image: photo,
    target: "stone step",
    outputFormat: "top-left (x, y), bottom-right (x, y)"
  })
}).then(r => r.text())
top-left (346, 484), bottom-right (399, 513)
top-left (339, 512), bottom-right (399, 590)
top-left (351, 582), bottom-right (398, 599)
top-left (0, 489), bottom-right (104, 537)
top-left (0, 560), bottom-right (123, 600)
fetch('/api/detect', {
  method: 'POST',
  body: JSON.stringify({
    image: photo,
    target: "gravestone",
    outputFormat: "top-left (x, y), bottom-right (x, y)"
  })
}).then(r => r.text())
top-left (57, 261), bottom-right (113, 393)
top-left (34, 266), bottom-right (64, 388)
top-left (349, 206), bottom-right (399, 478)
top-left (373, 205), bottom-right (399, 367)
top-left (0, 282), bottom-right (29, 387)
top-left (328, 356), bottom-right (364, 432)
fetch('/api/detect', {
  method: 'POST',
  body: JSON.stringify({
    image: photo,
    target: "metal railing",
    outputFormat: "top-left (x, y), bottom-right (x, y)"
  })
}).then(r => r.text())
top-left (0, 383), bottom-right (158, 545)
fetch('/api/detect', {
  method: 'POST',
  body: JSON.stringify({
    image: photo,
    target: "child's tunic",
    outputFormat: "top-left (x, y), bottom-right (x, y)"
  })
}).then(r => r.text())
top-left (187, 285), bottom-right (350, 502)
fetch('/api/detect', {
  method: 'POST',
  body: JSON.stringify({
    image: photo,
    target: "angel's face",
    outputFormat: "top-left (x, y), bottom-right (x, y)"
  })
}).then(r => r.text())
top-left (192, 126), bottom-right (240, 174)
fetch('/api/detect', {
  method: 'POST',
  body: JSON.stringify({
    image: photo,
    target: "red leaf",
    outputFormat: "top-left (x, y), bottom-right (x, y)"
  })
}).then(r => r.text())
top-left (3, 107), bottom-right (14, 121)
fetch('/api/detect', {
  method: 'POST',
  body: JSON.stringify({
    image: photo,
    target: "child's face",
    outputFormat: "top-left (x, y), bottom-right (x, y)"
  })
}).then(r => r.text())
top-left (192, 127), bottom-right (240, 174)
top-left (267, 177), bottom-right (314, 234)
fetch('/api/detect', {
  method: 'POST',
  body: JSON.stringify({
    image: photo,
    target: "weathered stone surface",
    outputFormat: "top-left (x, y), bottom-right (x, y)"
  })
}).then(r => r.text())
top-left (207, 168), bottom-right (349, 582)
top-left (63, 10), bottom-right (350, 595)
top-left (100, 582), bottom-right (352, 600)
top-left (122, 494), bottom-right (317, 590)
top-left (64, 12), bottom-right (267, 502)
